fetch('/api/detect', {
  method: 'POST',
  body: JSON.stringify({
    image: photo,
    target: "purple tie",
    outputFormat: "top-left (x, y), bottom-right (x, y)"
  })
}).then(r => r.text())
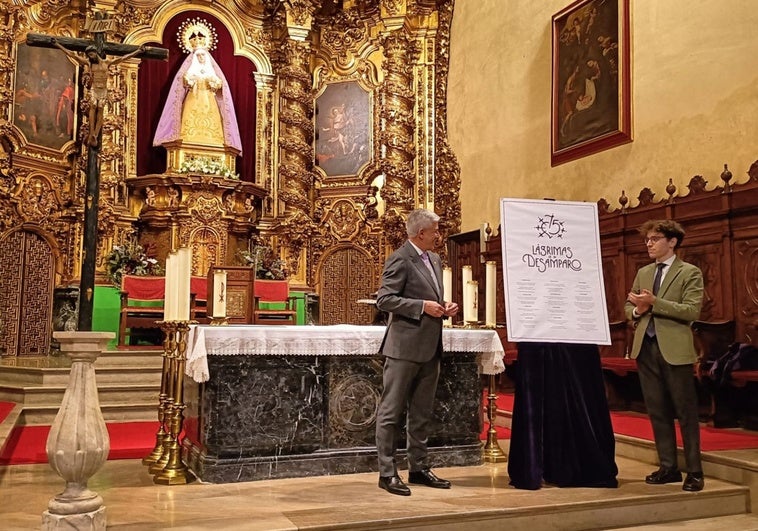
top-left (421, 252), bottom-right (439, 291)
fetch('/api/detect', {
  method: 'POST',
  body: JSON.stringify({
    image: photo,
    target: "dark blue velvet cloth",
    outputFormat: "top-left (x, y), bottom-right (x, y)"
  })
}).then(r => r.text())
top-left (507, 342), bottom-right (619, 490)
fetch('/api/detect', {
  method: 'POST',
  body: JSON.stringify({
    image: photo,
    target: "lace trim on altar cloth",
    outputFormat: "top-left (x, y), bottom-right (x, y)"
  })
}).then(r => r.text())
top-left (185, 324), bottom-right (505, 382)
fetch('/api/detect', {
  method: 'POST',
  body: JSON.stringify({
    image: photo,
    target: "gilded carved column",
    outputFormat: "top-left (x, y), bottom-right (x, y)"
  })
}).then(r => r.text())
top-left (379, 32), bottom-right (418, 247)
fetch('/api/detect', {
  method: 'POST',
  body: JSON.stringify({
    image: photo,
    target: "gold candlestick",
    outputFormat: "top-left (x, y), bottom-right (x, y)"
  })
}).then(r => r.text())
top-left (154, 320), bottom-right (195, 485)
top-left (482, 373), bottom-right (507, 463)
top-left (143, 321), bottom-right (176, 466)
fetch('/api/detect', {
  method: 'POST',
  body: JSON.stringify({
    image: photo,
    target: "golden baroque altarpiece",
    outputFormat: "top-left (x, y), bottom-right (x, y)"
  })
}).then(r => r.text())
top-left (0, 0), bottom-right (461, 352)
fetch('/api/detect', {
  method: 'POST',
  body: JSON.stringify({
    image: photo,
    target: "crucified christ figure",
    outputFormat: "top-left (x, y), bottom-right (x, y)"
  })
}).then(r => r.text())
top-left (51, 38), bottom-right (145, 147)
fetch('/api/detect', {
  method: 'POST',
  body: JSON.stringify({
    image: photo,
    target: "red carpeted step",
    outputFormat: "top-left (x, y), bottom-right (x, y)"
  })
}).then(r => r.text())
top-left (0, 401), bottom-right (15, 424)
top-left (0, 421), bottom-right (159, 465)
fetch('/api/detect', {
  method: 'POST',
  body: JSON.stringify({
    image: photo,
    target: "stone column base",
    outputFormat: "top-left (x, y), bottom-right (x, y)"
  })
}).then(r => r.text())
top-left (42, 507), bottom-right (106, 530)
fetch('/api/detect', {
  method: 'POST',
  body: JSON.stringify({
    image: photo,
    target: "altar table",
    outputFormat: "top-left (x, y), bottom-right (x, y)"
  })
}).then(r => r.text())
top-left (181, 325), bottom-right (505, 483)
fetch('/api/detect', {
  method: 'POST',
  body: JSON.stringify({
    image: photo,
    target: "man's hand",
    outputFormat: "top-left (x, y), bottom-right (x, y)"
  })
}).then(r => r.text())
top-left (628, 289), bottom-right (655, 315)
top-left (443, 301), bottom-right (459, 317)
top-left (423, 300), bottom-right (446, 318)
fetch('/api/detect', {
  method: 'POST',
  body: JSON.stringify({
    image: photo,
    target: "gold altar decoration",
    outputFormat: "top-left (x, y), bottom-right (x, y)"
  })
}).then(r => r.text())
top-left (0, 0), bottom-right (462, 344)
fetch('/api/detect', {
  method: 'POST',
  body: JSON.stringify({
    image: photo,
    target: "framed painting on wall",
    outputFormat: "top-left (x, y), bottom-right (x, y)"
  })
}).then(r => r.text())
top-left (314, 80), bottom-right (371, 178)
top-left (551, 0), bottom-right (631, 166)
top-left (12, 43), bottom-right (78, 151)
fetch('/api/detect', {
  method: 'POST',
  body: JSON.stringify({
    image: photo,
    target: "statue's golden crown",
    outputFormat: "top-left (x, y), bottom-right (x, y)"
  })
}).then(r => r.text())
top-left (177, 18), bottom-right (217, 54)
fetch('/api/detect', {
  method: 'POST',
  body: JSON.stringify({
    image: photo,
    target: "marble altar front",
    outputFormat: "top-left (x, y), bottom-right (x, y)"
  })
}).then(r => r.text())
top-left (182, 325), bottom-right (504, 483)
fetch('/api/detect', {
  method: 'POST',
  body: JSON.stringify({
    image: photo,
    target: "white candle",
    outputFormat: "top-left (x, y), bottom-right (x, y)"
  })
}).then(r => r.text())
top-left (164, 252), bottom-right (176, 321)
top-left (485, 261), bottom-right (496, 327)
top-left (461, 265), bottom-right (472, 322)
top-left (177, 247), bottom-right (192, 321)
top-left (464, 280), bottom-right (478, 323)
top-left (213, 270), bottom-right (227, 318)
top-left (442, 267), bottom-right (452, 327)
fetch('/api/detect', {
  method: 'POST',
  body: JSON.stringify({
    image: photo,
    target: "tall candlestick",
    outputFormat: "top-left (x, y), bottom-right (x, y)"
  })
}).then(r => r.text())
top-left (442, 267), bottom-right (453, 328)
top-left (485, 261), bottom-right (496, 328)
top-left (212, 270), bottom-right (227, 319)
top-left (464, 280), bottom-right (478, 323)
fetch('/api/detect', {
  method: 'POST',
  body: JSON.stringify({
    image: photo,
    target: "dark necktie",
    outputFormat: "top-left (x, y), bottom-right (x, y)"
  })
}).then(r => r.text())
top-left (645, 263), bottom-right (666, 337)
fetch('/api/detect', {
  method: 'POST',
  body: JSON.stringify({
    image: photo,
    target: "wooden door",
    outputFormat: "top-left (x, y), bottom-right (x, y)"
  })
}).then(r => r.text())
top-left (319, 247), bottom-right (375, 325)
top-left (0, 230), bottom-right (54, 356)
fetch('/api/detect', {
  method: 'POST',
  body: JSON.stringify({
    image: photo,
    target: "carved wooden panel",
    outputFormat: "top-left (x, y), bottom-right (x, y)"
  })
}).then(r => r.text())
top-left (319, 247), bottom-right (375, 325)
top-left (734, 239), bottom-right (758, 342)
top-left (0, 230), bottom-right (54, 356)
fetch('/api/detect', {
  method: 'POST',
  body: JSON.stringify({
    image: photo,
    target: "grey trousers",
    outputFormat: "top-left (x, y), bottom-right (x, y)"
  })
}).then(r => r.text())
top-left (375, 355), bottom-right (440, 477)
top-left (636, 335), bottom-right (702, 473)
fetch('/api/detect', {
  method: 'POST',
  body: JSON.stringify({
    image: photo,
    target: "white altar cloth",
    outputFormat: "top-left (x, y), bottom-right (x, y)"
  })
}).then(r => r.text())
top-left (186, 324), bottom-right (505, 382)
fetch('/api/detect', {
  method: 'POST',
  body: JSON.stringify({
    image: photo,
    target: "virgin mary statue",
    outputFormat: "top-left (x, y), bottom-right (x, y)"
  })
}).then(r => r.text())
top-left (153, 21), bottom-right (242, 158)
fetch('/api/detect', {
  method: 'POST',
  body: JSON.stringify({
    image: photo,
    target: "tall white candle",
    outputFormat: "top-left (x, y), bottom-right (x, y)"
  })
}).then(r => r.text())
top-left (464, 280), bottom-right (478, 323)
top-left (442, 267), bottom-right (453, 328)
top-left (485, 260), bottom-right (496, 327)
top-left (177, 247), bottom-right (192, 321)
top-left (461, 265), bottom-right (472, 323)
top-left (163, 252), bottom-right (175, 321)
top-left (212, 270), bottom-right (227, 318)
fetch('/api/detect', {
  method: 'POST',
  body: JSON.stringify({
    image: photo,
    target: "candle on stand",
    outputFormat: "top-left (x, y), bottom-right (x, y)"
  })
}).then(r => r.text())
top-left (485, 261), bottom-right (496, 328)
top-left (164, 252), bottom-right (176, 321)
top-left (461, 265), bottom-right (472, 323)
top-left (464, 280), bottom-right (478, 323)
top-left (177, 247), bottom-right (192, 321)
top-left (442, 267), bottom-right (452, 328)
top-left (212, 270), bottom-right (227, 319)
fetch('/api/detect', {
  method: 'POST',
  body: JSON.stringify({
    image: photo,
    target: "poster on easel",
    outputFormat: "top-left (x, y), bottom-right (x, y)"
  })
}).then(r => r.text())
top-left (500, 198), bottom-right (611, 345)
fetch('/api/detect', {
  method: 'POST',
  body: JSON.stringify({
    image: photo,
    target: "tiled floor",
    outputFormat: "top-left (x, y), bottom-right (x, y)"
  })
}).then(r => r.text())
top-left (0, 452), bottom-right (752, 531)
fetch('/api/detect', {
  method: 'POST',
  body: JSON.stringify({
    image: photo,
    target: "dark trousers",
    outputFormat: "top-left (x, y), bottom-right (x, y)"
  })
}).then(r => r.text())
top-left (375, 355), bottom-right (440, 477)
top-left (636, 335), bottom-right (702, 473)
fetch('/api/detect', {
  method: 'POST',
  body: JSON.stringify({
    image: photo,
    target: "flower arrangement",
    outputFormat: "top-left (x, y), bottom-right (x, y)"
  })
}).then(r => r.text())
top-left (237, 245), bottom-right (288, 280)
top-left (178, 156), bottom-right (238, 179)
top-left (106, 239), bottom-right (163, 287)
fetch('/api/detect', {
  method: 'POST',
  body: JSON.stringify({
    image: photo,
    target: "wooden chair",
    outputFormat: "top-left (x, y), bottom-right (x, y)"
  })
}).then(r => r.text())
top-left (118, 275), bottom-right (207, 346)
top-left (253, 279), bottom-right (297, 325)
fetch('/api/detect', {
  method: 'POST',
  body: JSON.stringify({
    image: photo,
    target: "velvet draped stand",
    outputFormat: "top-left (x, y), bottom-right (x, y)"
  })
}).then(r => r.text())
top-left (507, 343), bottom-right (619, 490)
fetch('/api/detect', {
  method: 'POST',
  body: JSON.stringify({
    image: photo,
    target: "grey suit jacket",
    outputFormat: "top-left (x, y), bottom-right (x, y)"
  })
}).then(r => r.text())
top-left (624, 257), bottom-right (704, 365)
top-left (376, 241), bottom-right (444, 363)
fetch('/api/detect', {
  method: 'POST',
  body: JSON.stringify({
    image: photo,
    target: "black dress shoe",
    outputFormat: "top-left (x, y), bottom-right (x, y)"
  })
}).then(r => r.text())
top-left (645, 467), bottom-right (683, 485)
top-left (683, 472), bottom-right (705, 492)
top-left (378, 475), bottom-right (411, 496)
top-left (408, 468), bottom-right (451, 489)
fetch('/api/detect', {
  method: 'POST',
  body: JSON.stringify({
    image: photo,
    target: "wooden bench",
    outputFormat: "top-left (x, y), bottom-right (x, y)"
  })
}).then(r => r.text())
top-left (118, 275), bottom-right (207, 347)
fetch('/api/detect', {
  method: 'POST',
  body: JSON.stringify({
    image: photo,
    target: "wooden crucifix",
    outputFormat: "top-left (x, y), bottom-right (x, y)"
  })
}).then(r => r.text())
top-left (27, 15), bottom-right (168, 331)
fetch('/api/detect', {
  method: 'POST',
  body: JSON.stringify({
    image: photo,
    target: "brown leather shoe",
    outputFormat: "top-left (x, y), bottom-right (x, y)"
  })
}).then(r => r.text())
top-left (378, 475), bottom-right (411, 496)
top-left (682, 472), bottom-right (704, 492)
top-left (645, 467), bottom-right (682, 485)
top-left (408, 468), bottom-right (451, 489)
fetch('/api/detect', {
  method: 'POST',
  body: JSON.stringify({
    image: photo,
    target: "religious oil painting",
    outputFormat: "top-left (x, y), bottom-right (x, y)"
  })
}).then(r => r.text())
top-left (12, 43), bottom-right (78, 151)
top-left (315, 81), bottom-right (371, 178)
top-left (551, 0), bottom-right (631, 166)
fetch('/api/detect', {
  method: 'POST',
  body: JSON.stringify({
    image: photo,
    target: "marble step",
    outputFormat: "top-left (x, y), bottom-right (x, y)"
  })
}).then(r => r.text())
top-left (20, 402), bottom-right (159, 424)
top-left (0, 365), bottom-right (161, 386)
top-left (96, 349), bottom-right (164, 368)
top-left (611, 513), bottom-right (758, 530)
top-left (0, 383), bottom-right (158, 406)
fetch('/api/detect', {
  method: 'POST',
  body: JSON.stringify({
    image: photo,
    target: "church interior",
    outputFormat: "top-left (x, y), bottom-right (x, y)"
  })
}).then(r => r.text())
top-left (1, 0), bottom-right (758, 529)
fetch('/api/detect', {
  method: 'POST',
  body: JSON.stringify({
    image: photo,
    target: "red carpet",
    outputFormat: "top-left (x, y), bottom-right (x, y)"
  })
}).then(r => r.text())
top-left (0, 421), bottom-right (159, 465)
top-left (488, 392), bottom-right (758, 451)
top-left (0, 401), bottom-right (15, 424)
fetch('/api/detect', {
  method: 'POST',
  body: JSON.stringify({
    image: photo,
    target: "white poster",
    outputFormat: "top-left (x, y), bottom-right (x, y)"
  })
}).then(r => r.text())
top-left (500, 198), bottom-right (611, 345)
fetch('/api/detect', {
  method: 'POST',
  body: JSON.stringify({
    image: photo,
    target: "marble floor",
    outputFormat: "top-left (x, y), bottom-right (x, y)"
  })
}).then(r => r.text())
top-left (1, 448), bottom-right (755, 531)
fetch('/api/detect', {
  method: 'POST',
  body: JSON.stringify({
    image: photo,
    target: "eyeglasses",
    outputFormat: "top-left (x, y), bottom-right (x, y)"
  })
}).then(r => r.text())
top-left (644, 236), bottom-right (666, 245)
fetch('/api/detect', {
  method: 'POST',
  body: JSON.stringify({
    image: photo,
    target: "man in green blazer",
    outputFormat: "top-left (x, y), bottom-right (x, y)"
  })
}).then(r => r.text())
top-left (626, 219), bottom-right (705, 492)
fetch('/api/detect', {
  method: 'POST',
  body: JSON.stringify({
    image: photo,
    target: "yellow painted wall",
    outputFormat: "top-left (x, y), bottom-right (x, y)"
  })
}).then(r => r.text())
top-left (448, 0), bottom-right (758, 231)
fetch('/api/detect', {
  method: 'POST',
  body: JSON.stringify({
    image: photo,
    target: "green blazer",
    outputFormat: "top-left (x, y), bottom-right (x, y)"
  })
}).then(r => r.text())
top-left (624, 257), bottom-right (704, 365)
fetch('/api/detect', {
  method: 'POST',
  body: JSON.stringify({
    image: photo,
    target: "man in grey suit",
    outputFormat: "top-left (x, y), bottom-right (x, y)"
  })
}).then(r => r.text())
top-left (625, 219), bottom-right (705, 492)
top-left (375, 208), bottom-right (459, 496)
